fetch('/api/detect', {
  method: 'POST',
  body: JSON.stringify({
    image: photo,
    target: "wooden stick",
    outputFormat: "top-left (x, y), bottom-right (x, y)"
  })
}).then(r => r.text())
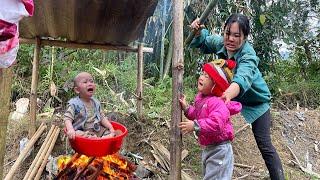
top-left (136, 44), bottom-right (144, 119)
top-left (28, 126), bottom-right (58, 179)
top-left (34, 127), bottom-right (60, 180)
top-left (4, 123), bottom-right (46, 180)
top-left (287, 145), bottom-right (320, 178)
top-left (235, 174), bottom-right (250, 180)
top-left (234, 163), bottom-right (253, 169)
top-left (235, 124), bottom-right (250, 136)
top-left (23, 125), bottom-right (56, 180)
top-left (20, 38), bottom-right (153, 53)
top-left (29, 37), bottom-right (41, 138)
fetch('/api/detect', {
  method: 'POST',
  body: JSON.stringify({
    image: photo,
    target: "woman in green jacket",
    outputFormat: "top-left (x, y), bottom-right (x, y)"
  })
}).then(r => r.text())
top-left (190, 13), bottom-right (284, 180)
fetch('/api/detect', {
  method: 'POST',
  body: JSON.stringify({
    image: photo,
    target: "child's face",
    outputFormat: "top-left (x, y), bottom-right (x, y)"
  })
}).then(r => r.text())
top-left (198, 71), bottom-right (215, 95)
top-left (74, 72), bottom-right (96, 99)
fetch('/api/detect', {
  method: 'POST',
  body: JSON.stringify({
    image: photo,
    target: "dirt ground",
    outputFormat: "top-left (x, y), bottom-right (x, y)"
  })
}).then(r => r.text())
top-left (3, 108), bottom-right (320, 179)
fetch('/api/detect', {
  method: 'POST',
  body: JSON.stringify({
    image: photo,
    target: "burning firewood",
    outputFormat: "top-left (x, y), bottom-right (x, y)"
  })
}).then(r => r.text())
top-left (55, 154), bottom-right (137, 179)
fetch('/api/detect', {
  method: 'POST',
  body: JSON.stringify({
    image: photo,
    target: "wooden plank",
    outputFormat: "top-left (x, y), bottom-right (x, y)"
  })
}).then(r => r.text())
top-left (20, 38), bottom-right (153, 53)
top-left (170, 0), bottom-right (184, 179)
top-left (29, 37), bottom-right (41, 137)
top-left (0, 68), bottom-right (13, 179)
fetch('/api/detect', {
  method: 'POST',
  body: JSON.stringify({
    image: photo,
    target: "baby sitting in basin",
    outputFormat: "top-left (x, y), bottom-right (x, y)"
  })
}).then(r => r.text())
top-left (64, 72), bottom-right (115, 139)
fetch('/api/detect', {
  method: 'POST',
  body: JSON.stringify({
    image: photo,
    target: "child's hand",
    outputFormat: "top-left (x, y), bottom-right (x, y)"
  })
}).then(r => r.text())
top-left (179, 120), bottom-right (194, 135)
top-left (179, 94), bottom-right (188, 111)
top-left (66, 128), bottom-right (76, 139)
top-left (104, 131), bottom-right (115, 138)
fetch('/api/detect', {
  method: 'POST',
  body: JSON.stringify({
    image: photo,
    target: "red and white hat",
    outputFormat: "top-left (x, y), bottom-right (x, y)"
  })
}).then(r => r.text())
top-left (202, 59), bottom-right (236, 96)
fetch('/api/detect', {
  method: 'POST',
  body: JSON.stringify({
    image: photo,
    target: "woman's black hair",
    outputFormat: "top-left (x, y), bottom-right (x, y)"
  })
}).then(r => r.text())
top-left (223, 13), bottom-right (250, 37)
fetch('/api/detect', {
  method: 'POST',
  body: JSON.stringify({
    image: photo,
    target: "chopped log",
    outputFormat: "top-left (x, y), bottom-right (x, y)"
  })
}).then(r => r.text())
top-left (54, 153), bottom-right (81, 179)
top-left (34, 127), bottom-right (60, 180)
top-left (4, 123), bottom-right (46, 180)
top-left (72, 156), bottom-right (95, 180)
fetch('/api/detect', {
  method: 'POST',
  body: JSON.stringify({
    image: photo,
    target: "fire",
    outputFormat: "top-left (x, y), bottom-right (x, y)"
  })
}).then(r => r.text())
top-left (57, 154), bottom-right (136, 179)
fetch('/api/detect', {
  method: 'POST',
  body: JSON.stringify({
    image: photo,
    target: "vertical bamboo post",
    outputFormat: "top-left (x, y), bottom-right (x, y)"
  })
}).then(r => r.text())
top-left (170, 0), bottom-right (183, 179)
top-left (0, 68), bottom-right (13, 179)
top-left (29, 37), bottom-right (41, 138)
top-left (136, 44), bottom-right (144, 119)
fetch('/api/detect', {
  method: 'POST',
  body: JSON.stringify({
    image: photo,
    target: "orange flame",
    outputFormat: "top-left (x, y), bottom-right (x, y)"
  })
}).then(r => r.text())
top-left (57, 154), bottom-right (135, 179)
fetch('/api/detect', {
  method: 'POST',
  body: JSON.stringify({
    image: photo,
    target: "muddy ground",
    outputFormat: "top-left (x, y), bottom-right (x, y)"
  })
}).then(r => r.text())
top-left (3, 108), bottom-right (320, 179)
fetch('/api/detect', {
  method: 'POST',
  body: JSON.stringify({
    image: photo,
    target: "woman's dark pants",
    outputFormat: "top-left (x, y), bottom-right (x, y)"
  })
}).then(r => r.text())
top-left (252, 109), bottom-right (285, 180)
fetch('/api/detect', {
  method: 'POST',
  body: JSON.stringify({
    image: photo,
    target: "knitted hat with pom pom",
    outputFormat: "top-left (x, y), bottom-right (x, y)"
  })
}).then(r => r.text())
top-left (202, 59), bottom-right (236, 96)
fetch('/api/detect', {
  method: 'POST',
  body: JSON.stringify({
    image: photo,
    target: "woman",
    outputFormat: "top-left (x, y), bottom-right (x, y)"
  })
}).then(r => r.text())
top-left (189, 13), bottom-right (284, 180)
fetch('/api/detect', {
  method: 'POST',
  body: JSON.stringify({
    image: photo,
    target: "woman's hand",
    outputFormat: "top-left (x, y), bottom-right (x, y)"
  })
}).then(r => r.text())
top-left (179, 94), bottom-right (188, 111)
top-left (190, 18), bottom-right (201, 30)
top-left (220, 82), bottom-right (240, 103)
top-left (179, 120), bottom-right (194, 135)
top-left (190, 18), bottom-right (205, 36)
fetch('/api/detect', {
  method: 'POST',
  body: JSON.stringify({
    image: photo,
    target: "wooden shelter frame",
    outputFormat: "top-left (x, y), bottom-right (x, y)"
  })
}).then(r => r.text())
top-left (0, 38), bottom-right (153, 178)
top-left (0, 0), bottom-right (184, 179)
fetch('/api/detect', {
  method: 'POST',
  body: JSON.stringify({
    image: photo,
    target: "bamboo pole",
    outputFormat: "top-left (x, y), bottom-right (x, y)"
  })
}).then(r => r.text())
top-left (20, 38), bottom-right (154, 53)
top-left (184, 0), bottom-right (218, 46)
top-left (34, 127), bottom-right (60, 180)
top-left (4, 123), bottom-right (46, 180)
top-left (30, 126), bottom-right (59, 179)
top-left (23, 125), bottom-right (56, 180)
top-left (136, 44), bottom-right (144, 119)
top-left (0, 68), bottom-right (13, 179)
top-left (170, 0), bottom-right (183, 179)
top-left (29, 37), bottom-right (41, 138)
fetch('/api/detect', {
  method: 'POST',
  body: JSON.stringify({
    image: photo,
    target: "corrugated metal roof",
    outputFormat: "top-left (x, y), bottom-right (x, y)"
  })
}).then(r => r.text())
top-left (19, 0), bottom-right (158, 46)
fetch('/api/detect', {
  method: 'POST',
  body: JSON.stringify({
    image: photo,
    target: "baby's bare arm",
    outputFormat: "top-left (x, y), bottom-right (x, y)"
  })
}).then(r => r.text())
top-left (65, 119), bottom-right (76, 139)
top-left (101, 118), bottom-right (115, 133)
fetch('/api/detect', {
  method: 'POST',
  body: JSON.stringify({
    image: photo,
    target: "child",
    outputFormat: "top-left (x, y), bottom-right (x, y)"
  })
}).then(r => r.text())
top-left (179, 60), bottom-right (242, 180)
top-left (64, 72), bottom-right (115, 139)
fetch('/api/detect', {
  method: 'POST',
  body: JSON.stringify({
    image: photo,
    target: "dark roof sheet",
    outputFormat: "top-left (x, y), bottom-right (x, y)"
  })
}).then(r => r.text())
top-left (19, 0), bottom-right (158, 46)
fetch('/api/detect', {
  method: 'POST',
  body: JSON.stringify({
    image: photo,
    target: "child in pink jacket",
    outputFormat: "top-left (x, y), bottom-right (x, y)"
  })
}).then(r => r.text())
top-left (179, 60), bottom-right (242, 180)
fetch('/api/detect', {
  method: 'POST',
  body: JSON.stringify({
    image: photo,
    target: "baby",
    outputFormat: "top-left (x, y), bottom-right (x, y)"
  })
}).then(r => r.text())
top-left (64, 72), bottom-right (115, 139)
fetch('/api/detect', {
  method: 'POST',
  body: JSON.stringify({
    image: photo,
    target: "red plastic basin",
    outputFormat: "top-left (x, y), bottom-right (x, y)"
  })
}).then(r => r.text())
top-left (68, 121), bottom-right (128, 157)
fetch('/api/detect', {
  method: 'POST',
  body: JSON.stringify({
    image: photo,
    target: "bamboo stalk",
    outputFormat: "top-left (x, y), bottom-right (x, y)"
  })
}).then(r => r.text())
top-left (23, 125), bottom-right (56, 180)
top-left (184, 0), bottom-right (218, 46)
top-left (34, 127), bottom-right (60, 180)
top-left (4, 123), bottom-right (46, 180)
top-left (29, 126), bottom-right (58, 179)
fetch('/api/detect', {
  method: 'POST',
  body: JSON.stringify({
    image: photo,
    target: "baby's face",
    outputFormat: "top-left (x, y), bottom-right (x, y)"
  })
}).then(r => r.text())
top-left (74, 73), bottom-right (96, 99)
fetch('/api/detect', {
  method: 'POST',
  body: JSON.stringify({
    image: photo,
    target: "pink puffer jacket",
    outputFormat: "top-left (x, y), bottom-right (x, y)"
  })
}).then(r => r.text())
top-left (185, 93), bottom-right (242, 146)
